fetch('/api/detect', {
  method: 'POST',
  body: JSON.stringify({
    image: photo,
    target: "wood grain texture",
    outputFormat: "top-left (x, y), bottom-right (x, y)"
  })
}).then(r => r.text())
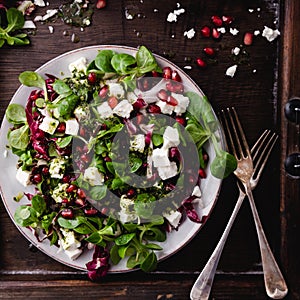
top-left (1, 0), bottom-right (298, 299)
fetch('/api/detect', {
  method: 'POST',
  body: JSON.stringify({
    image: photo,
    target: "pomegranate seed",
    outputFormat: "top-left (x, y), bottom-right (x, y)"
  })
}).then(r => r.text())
top-left (132, 98), bottom-right (147, 110)
top-left (84, 207), bottom-right (98, 216)
top-left (126, 188), bottom-right (136, 198)
top-left (61, 208), bottom-right (74, 219)
top-left (30, 93), bottom-right (39, 101)
top-left (79, 127), bottom-right (86, 136)
top-left (244, 32), bottom-right (253, 45)
top-left (75, 198), bottom-right (85, 206)
top-left (87, 72), bottom-right (97, 84)
top-left (196, 58), bottom-right (207, 68)
top-left (62, 175), bottom-right (70, 183)
top-left (104, 156), bottom-right (112, 162)
top-left (212, 28), bottom-right (221, 39)
top-left (203, 152), bottom-right (209, 164)
top-left (169, 147), bottom-right (181, 161)
top-left (222, 15), bottom-right (234, 25)
top-left (157, 89), bottom-right (169, 101)
top-left (175, 116), bottom-right (186, 126)
top-left (96, 0), bottom-right (106, 9)
top-left (77, 188), bottom-right (86, 199)
top-left (32, 173), bottom-right (42, 183)
top-left (198, 168), bottom-right (207, 178)
top-left (171, 70), bottom-right (182, 82)
top-left (200, 26), bottom-right (211, 38)
top-left (151, 70), bottom-right (160, 77)
top-left (162, 67), bottom-right (172, 79)
top-left (147, 104), bottom-right (161, 114)
top-left (167, 95), bottom-right (178, 106)
top-left (42, 167), bottom-right (49, 175)
top-left (99, 85), bottom-right (109, 98)
top-left (108, 96), bottom-right (118, 108)
top-left (56, 122), bottom-right (66, 133)
top-left (203, 47), bottom-right (215, 57)
top-left (211, 15), bottom-right (223, 27)
top-left (166, 81), bottom-right (184, 93)
top-left (66, 184), bottom-right (77, 193)
top-left (81, 154), bottom-right (90, 163)
top-left (62, 198), bottom-right (69, 204)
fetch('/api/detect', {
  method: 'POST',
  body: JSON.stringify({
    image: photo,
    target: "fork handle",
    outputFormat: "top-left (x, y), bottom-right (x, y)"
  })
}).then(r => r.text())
top-left (245, 185), bottom-right (288, 299)
top-left (190, 192), bottom-right (246, 300)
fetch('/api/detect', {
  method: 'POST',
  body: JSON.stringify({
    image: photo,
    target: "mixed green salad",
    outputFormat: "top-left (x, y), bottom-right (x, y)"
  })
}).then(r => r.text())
top-left (5, 46), bottom-right (236, 280)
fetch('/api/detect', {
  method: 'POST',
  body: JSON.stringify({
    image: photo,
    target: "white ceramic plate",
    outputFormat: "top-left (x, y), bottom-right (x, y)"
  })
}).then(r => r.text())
top-left (0, 45), bottom-right (223, 273)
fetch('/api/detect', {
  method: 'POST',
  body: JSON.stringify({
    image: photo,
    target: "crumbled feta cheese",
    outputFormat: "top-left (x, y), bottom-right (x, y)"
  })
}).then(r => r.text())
top-left (34, 0), bottom-right (46, 6)
top-left (22, 20), bottom-right (36, 29)
top-left (254, 30), bottom-right (260, 36)
top-left (248, 8), bottom-right (254, 13)
top-left (42, 9), bottom-right (58, 21)
top-left (163, 126), bottom-right (180, 148)
top-left (125, 9), bottom-right (134, 20)
top-left (64, 248), bottom-right (83, 260)
top-left (49, 158), bottom-right (66, 179)
top-left (119, 195), bottom-right (137, 223)
top-left (163, 210), bottom-right (182, 228)
top-left (174, 8), bottom-right (185, 15)
top-left (173, 93), bottom-right (190, 115)
top-left (84, 167), bottom-right (104, 186)
top-left (130, 134), bottom-right (146, 153)
top-left (51, 183), bottom-right (69, 203)
top-left (184, 65), bottom-right (192, 70)
top-left (34, 16), bottom-right (43, 22)
top-left (16, 168), bottom-right (31, 187)
top-left (156, 100), bottom-right (174, 115)
top-left (167, 7), bottom-right (185, 22)
top-left (225, 64), bottom-right (238, 78)
top-left (153, 8), bottom-right (158, 13)
top-left (217, 27), bottom-right (226, 34)
top-left (157, 161), bottom-right (178, 180)
top-left (97, 101), bottom-right (114, 119)
top-left (232, 47), bottom-right (241, 56)
top-left (184, 28), bottom-right (196, 39)
top-left (230, 28), bottom-right (239, 35)
top-left (68, 57), bottom-right (87, 73)
top-left (39, 116), bottom-right (59, 134)
top-left (48, 25), bottom-right (54, 33)
top-left (74, 106), bottom-right (88, 121)
top-left (192, 185), bottom-right (202, 198)
top-left (108, 83), bottom-right (125, 98)
top-left (152, 148), bottom-right (170, 168)
top-left (65, 118), bottom-right (79, 136)
top-left (262, 26), bottom-right (280, 42)
top-left (113, 100), bottom-right (133, 119)
top-left (118, 209), bottom-right (137, 223)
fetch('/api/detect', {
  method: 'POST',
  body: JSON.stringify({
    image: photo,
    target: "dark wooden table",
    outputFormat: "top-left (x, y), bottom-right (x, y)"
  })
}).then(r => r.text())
top-left (1, 0), bottom-right (299, 299)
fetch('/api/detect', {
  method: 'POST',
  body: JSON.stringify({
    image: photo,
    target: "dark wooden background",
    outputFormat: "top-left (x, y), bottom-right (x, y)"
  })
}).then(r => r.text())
top-left (0, 0), bottom-right (299, 299)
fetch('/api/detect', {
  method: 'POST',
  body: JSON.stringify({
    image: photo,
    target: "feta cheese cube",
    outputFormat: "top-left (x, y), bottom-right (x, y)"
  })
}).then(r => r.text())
top-left (59, 229), bottom-right (82, 260)
top-left (262, 26), bottom-right (280, 42)
top-left (39, 116), bottom-right (59, 135)
top-left (84, 167), bottom-right (104, 186)
top-left (97, 101), bottom-right (114, 119)
top-left (108, 83), bottom-right (125, 98)
top-left (65, 248), bottom-right (83, 260)
top-left (130, 134), bottom-right (146, 153)
top-left (173, 93), bottom-right (190, 115)
top-left (51, 183), bottom-right (69, 203)
top-left (16, 168), bottom-right (31, 187)
top-left (113, 100), bottom-right (133, 119)
top-left (156, 100), bottom-right (174, 115)
top-left (152, 148), bottom-right (170, 167)
top-left (74, 106), bottom-right (88, 121)
top-left (68, 57), bottom-right (87, 73)
top-left (65, 118), bottom-right (79, 136)
top-left (163, 210), bottom-right (182, 228)
top-left (163, 126), bottom-right (180, 148)
top-left (157, 161), bottom-right (178, 180)
top-left (192, 185), bottom-right (202, 198)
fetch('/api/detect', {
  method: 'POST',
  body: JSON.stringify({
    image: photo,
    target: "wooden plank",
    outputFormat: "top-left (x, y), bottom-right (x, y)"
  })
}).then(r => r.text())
top-left (279, 0), bottom-right (300, 299)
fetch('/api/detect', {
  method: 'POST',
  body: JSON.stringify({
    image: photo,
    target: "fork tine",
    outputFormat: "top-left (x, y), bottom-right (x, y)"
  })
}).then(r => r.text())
top-left (251, 129), bottom-right (270, 161)
top-left (219, 109), bottom-right (238, 157)
top-left (252, 131), bottom-right (278, 180)
top-left (229, 107), bottom-right (251, 158)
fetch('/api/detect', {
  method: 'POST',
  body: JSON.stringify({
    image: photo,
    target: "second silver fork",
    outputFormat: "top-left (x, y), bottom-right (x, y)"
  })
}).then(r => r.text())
top-left (190, 130), bottom-right (278, 300)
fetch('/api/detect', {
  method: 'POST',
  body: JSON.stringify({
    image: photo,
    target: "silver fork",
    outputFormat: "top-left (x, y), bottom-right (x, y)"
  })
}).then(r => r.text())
top-left (221, 107), bottom-right (287, 299)
top-left (190, 129), bottom-right (279, 300)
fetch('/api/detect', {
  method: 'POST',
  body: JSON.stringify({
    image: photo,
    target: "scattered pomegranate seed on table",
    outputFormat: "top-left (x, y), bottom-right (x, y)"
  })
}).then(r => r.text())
top-left (211, 15), bottom-right (223, 27)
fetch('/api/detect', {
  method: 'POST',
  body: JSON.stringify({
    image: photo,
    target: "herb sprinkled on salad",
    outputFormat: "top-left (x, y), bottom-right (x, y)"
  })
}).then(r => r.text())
top-left (5, 46), bottom-right (236, 280)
